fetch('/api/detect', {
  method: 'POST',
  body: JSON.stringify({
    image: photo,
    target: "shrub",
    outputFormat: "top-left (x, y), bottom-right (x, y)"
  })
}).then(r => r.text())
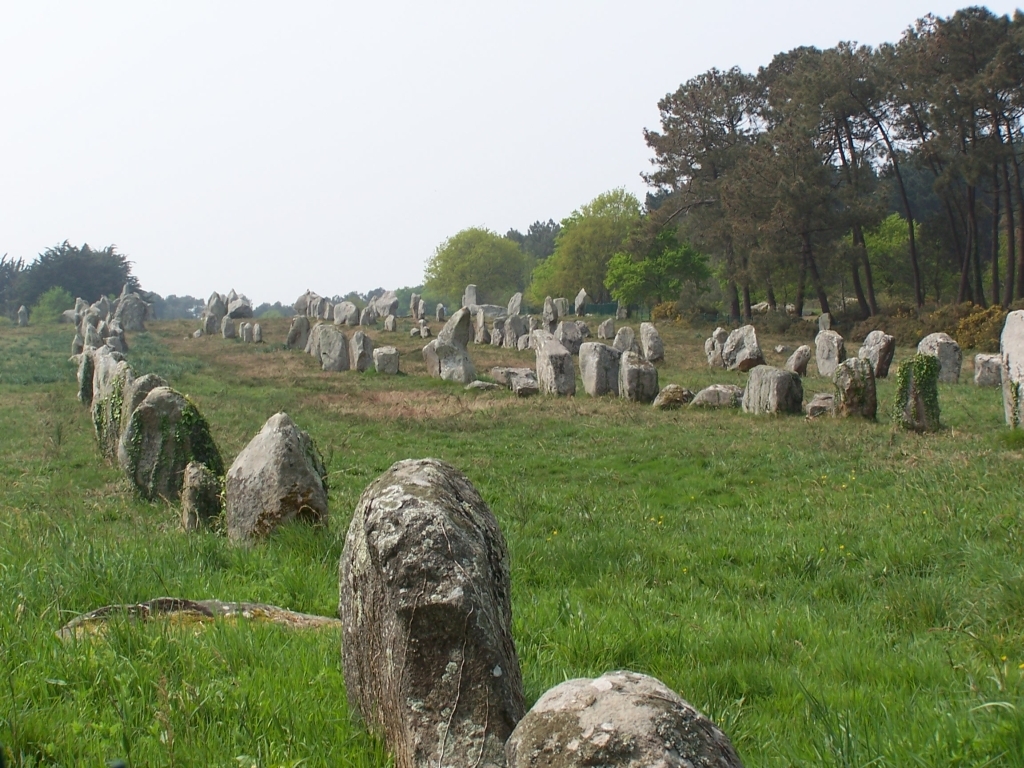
top-left (31, 286), bottom-right (74, 323)
top-left (955, 305), bottom-right (1006, 352)
top-left (651, 301), bottom-right (681, 322)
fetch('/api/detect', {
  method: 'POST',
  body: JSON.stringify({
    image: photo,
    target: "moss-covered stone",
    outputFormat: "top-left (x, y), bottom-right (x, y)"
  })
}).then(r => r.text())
top-left (892, 354), bottom-right (941, 432)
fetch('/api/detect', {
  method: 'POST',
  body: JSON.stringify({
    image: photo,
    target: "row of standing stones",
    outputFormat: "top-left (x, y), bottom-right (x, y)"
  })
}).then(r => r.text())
top-left (63, 290), bottom-right (748, 767)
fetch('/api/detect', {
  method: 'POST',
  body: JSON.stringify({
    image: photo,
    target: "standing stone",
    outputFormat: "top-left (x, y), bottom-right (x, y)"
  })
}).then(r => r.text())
top-left (576, 321), bottom-right (591, 338)
top-left (516, 335), bottom-right (531, 351)
top-left (491, 318), bottom-right (505, 347)
top-left (240, 323), bottom-right (253, 343)
top-left (503, 314), bottom-right (525, 349)
top-left (308, 296), bottom-right (325, 320)
top-left (462, 284), bottom-right (478, 308)
top-left (201, 312), bottom-right (218, 336)
top-left (409, 293), bottom-right (421, 320)
top-left (72, 332), bottom-right (85, 356)
top-left (118, 387), bottom-right (223, 501)
top-left (652, 384), bottom-right (695, 410)
top-left (574, 288), bottom-right (589, 316)
top-left (76, 349), bottom-right (96, 405)
top-left (597, 318), bottom-right (615, 340)
top-left (410, 327), bottom-right (422, 338)
top-left (221, 315), bottom-right (236, 339)
top-left (917, 332), bottom-right (962, 384)
top-left (114, 294), bottom-right (149, 332)
top-left (579, 342), bottom-right (621, 397)
top-left (334, 301), bottom-right (359, 326)
top-left (417, 299), bottom-right (426, 321)
top-left (506, 671), bottom-right (743, 768)
top-left (305, 323), bottom-right (331, 361)
top-left (435, 304), bottom-right (446, 323)
top-left (92, 358), bottom-right (134, 459)
top-left (553, 297), bottom-right (570, 319)
top-left (893, 354), bottom-right (941, 431)
top-left (181, 462), bottom-right (222, 532)
top-left (225, 412), bottom-right (327, 542)
top-left (818, 312), bottom-right (832, 332)
top-left (321, 301), bottom-right (333, 321)
top-left (1000, 310), bottom-right (1024, 427)
top-left (857, 330), bottom-right (896, 378)
top-left (536, 336), bottom-right (576, 396)
top-left (473, 308), bottom-right (491, 345)
top-left (833, 357), bottom-right (877, 419)
top-left (208, 292), bottom-right (227, 322)
top-left (691, 384), bottom-right (744, 408)
top-left (319, 327), bottom-right (350, 372)
top-left (528, 316), bottom-right (541, 332)
top-left (253, 323), bottom-right (263, 343)
top-left (619, 351), bottom-right (659, 403)
top-left (541, 296), bottom-right (557, 332)
top-left (815, 330), bottom-right (846, 378)
top-left (613, 326), bottom-right (640, 354)
top-left (371, 291), bottom-right (400, 318)
top-left (785, 345), bottom-right (812, 376)
top-left (741, 365), bottom-right (803, 415)
top-left (359, 306), bottom-right (377, 327)
top-left (227, 294), bottom-right (253, 319)
top-left (84, 323), bottom-right (104, 349)
top-left (722, 325), bottom-right (765, 372)
top-left (554, 320), bottom-right (583, 355)
top-left (616, 303), bottom-right (628, 320)
top-left (286, 315), bottom-right (311, 349)
top-left (384, 314), bottom-right (397, 332)
top-left (418, 319), bottom-right (431, 338)
top-left (507, 292), bottom-right (523, 316)
top-left (373, 346), bottom-right (400, 374)
top-left (639, 322), bottom-right (664, 363)
top-left (339, 459), bottom-right (524, 768)
top-left (974, 353), bottom-right (1002, 386)
top-left (427, 308), bottom-right (476, 384)
top-left (17, 305), bottom-right (28, 326)
top-left (349, 331), bottom-right (374, 372)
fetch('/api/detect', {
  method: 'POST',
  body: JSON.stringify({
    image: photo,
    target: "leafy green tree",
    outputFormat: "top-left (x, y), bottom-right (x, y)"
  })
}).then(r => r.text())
top-left (605, 229), bottom-right (709, 308)
top-left (526, 190), bottom-right (640, 305)
top-left (15, 242), bottom-right (139, 309)
top-left (424, 227), bottom-right (531, 307)
top-left (31, 286), bottom-right (74, 323)
top-left (505, 220), bottom-right (561, 261)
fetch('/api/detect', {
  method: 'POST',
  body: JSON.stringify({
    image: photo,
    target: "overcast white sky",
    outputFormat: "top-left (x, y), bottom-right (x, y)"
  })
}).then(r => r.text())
top-left (1, 2), bottom-right (1019, 304)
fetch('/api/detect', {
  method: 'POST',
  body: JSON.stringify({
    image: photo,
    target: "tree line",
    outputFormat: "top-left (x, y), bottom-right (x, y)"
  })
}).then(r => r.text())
top-left (425, 7), bottom-right (1024, 322)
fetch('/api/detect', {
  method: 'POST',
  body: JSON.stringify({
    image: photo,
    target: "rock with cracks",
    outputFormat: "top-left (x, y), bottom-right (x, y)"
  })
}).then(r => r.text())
top-left (619, 351), bottom-right (659, 403)
top-left (691, 384), bottom-right (744, 409)
top-left (833, 357), bottom-right (877, 419)
top-left (653, 384), bottom-right (695, 410)
top-left (181, 462), bottom-right (222, 531)
top-left (815, 331), bottom-right (846, 378)
top-left (639, 322), bottom-right (664, 363)
top-left (722, 325), bottom-right (764, 372)
top-left (426, 308), bottom-right (476, 384)
top-left (339, 458), bottom-right (525, 768)
top-left (857, 331), bottom-right (896, 378)
top-left (225, 412), bottom-right (328, 542)
top-left (741, 365), bottom-right (803, 415)
top-left (579, 342), bottom-right (621, 397)
top-left (505, 670), bottom-right (744, 768)
top-left (536, 335), bottom-right (576, 396)
top-left (785, 345), bottom-right (812, 376)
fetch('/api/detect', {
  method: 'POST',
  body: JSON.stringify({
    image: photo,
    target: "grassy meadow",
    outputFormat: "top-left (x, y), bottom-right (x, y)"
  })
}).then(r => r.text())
top-left (1, 313), bottom-right (1023, 767)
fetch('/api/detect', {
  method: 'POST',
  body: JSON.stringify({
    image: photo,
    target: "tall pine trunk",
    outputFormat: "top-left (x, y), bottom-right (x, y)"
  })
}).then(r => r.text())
top-left (992, 166), bottom-right (1001, 307)
top-left (1003, 161), bottom-right (1016, 307)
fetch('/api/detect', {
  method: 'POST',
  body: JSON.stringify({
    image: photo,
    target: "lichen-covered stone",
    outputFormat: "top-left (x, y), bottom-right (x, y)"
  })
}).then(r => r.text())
top-left (857, 330), bottom-right (896, 378)
top-left (892, 354), bottom-right (941, 432)
top-left (349, 331), bottom-right (373, 372)
top-left (181, 462), bottom-right (222, 531)
top-left (917, 332), bottom-right (962, 384)
top-left (612, 326), bottom-right (640, 355)
top-left (785, 345), bottom-right (812, 376)
top-left (691, 384), bottom-right (744, 408)
top-left (505, 670), bottom-right (744, 768)
top-left (741, 365), bottom-right (803, 415)
top-left (815, 330), bottom-right (846, 378)
top-left (92, 357), bottom-right (134, 460)
top-left (805, 392), bottom-right (835, 418)
top-left (579, 342), bottom-right (621, 397)
top-left (619, 351), bottom-right (659, 403)
top-left (833, 357), bottom-right (877, 419)
top-left (597, 318), bottom-right (615, 340)
top-left (224, 412), bottom-right (327, 542)
top-left (118, 387), bottom-right (223, 501)
top-left (536, 336), bottom-right (576, 396)
top-left (491, 367), bottom-right (534, 387)
top-left (427, 308), bottom-right (476, 383)
top-left (318, 326), bottom-right (349, 371)
top-left (723, 325), bottom-right (765, 372)
top-left (339, 458), bottom-right (525, 768)
top-left (555, 320), bottom-right (583, 356)
top-left (639, 322), bottom-right (664, 363)
top-left (333, 301), bottom-right (359, 326)
top-left (652, 383), bottom-right (695, 410)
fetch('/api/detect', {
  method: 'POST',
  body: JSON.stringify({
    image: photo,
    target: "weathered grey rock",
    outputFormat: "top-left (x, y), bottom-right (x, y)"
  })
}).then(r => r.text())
top-left (371, 290), bottom-right (400, 318)
top-left (639, 322), bottom-right (664, 363)
top-left (118, 387), bottom-right (223, 501)
top-left (92, 353), bottom-right (133, 457)
top-left (505, 670), bottom-right (744, 768)
top-left (553, 297), bottom-right (570, 319)
top-left (294, 290), bottom-right (315, 316)
top-left (428, 308), bottom-right (476, 383)
top-left (473, 308), bottom-right (491, 345)
top-left (207, 292), bottom-right (227, 321)
top-left (555, 320), bottom-right (583, 356)
top-left (225, 412), bottom-right (327, 542)
top-left (410, 293), bottom-right (421, 320)
top-left (410, 327), bottom-right (421, 338)
top-left (201, 312), bottom-right (218, 336)
top-left (83, 323), bottom-right (104, 349)
top-left (491, 367), bottom-right (534, 387)
top-left (974, 353), bottom-right (1002, 386)
top-left (373, 346), bottom-right (400, 374)
top-left (833, 357), bottom-right (877, 419)
top-left (579, 342), bottom-right (621, 397)
top-left (349, 331), bottom-right (374, 372)
top-left (92, 295), bottom-right (111, 321)
top-left (805, 392), bottom-right (835, 418)
top-left (359, 305), bottom-right (377, 327)
top-left (334, 301), bottom-right (359, 326)
top-left (462, 284), bottom-right (478, 308)
top-left (503, 314), bottom-right (525, 349)
top-left (418, 319), bottom-right (431, 338)
top-left (305, 323), bottom-right (331, 361)
top-left (509, 370), bottom-right (539, 397)
top-left (517, 334), bottom-right (531, 352)
top-left (17, 305), bottom-right (28, 326)
top-left (704, 328), bottom-right (727, 368)
top-left (818, 312), bottom-right (832, 332)
top-left (413, 298), bottom-right (424, 320)
top-left (858, 330), bottom-right (896, 378)
top-left (491, 318), bottom-right (505, 347)
top-left (616, 302), bottom-right (628, 320)
top-left (528, 316), bottom-right (541, 332)
top-left (76, 348), bottom-right (96, 405)
top-left (612, 326), bottom-right (640, 355)
top-left (893, 354), bottom-right (942, 431)
top-left (542, 296), bottom-right (557, 332)
top-left (383, 314), bottom-right (397, 332)
top-left (619, 351), bottom-right (659, 403)
top-left (319, 327), bottom-right (350, 371)
top-left (1000, 311), bottom-right (1024, 427)
top-left (774, 344), bottom-right (789, 354)
top-left (339, 459), bottom-right (524, 768)
top-left (72, 331), bottom-right (85, 356)
top-left (435, 304), bottom-right (446, 322)
top-left (60, 308), bottom-right (78, 324)
top-left (691, 384), bottom-right (744, 408)
top-left (508, 292), bottom-right (523, 316)
top-left (577, 321), bottom-right (591, 338)
top-left (741, 365), bottom-right (802, 415)
top-left (723, 325), bottom-right (765, 372)
top-left (181, 462), bottom-right (222, 532)
top-left (226, 289), bottom-right (238, 303)
top-left (536, 336), bottom-right (576, 396)
top-left (574, 288), bottom-right (589, 316)
top-left (917, 332), bottom-right (962, 384)
top-left (286, 315), bottom-right (311, 349)
top-left (466, 380), bottom-right (501, 391)
top-left (815, 330), bottom-right (846, 378)
top-left (308, 296), bottom-right (325, 320)
top-left (422, 338), bottom-right (439, 372)
top-left (239, 323), bottom-right (253, 343)
top-left (113, 294), bottom-right (149, 332)
top-left (221, 315), bottom-right (236, 339)
top-left (253, 323), bottom-right (263, 343)
top-left (785, 345), bottom-right (812, 376)
top-left (652, 384), bottom-right (695, 410)
top-left (121, 373), bottom-right (168, 441)
top-left (227, 295), bottom-right (253, 319)
top-left (322, 301), bottom-right (334, 321)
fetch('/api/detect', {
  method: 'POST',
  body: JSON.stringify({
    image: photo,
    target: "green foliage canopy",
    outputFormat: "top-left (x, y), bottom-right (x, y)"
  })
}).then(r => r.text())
top-left (31, 286), bottom-right (74, 323)
top-left (604, 229), bottom-right (710, 308)
top-left (15, 241), bottom-right (139, 310)
top-left (423, 227), bottom-right (531, 307)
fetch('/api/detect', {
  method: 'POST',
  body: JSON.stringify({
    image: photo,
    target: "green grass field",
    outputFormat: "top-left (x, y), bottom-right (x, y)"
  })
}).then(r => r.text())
top-left (1, 315), bottom-right (1023, 767)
